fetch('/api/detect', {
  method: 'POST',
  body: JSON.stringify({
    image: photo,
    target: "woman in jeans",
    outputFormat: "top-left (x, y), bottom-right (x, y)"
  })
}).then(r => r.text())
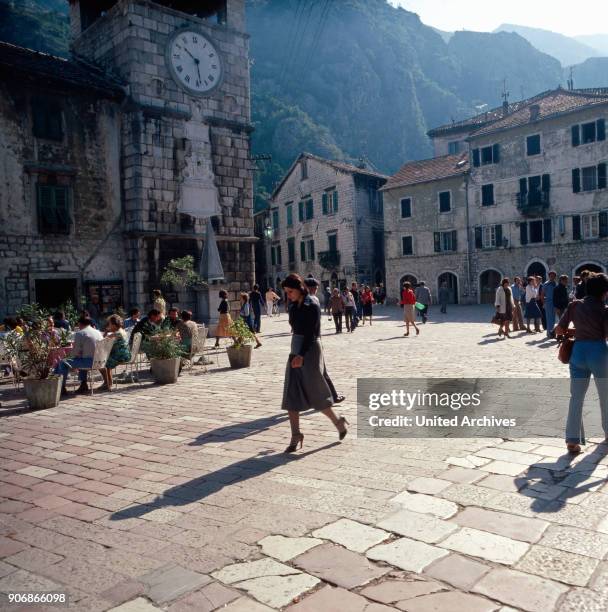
top-left (524, 276), bottom-right (542, 333)
top-left (555, 273), bottom-right (608, 454)
top-left (342, 289), bottom-right (356, 333)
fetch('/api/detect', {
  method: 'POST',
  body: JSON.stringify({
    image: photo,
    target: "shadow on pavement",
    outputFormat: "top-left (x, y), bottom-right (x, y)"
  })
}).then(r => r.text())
top-left (110, 442), bottom-right (341, 521)
top-left (514, 443), bottom-right (608, 513)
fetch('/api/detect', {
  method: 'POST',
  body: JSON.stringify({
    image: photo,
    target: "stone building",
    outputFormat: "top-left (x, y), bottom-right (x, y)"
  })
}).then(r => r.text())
top-left (383, 88), bottom-right (608, 304)
top-left (264, 153), bottom-right (387, 291)
top-left (0, 0), bottom-right (254, 321)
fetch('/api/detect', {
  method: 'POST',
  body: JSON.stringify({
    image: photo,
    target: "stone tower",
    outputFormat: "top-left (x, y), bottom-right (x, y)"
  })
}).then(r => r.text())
top-left (68, 0), bottom-right (254, 317)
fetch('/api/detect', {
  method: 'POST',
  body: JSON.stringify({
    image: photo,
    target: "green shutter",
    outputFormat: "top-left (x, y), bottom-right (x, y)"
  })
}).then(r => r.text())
top-left (433, 232), bottom-right (441, 252)
top-left (543, 218), bottom-right (552, 243)
top-left (271, 247), bottom-right (276, 266)
top-left (598, 163), bottom-right (607, 190)
top-left (472, 148), bottom-right (480, 167)
top-left (597, 118), bottom-right (605, 141)
top-left (451, 230), bottom-right (457, 251)
top-left (599, 211), bottom-right (608, 238)
top-left (475, 226), bottom-right (482, 249)
top-left (492, 143), bottom-right (500, 163)
top-left (322, 193), bottom-right (328, 215)
top-left (277, 246), bottom-right (282, 265)
top-left (333, 190), bottom-right (338, 211)
top-left (495, 224), bottom-right (502, 248)
top-left (572, 215), bottom-right (581, 240)
top-left (298, 201), bottom-right (304, 222)
top-left (309, 240), bottom-right (315, 260)
top-left (300, 241), bottom-right (306, 261)
top-left (520, 223), bottom-right (528, 245)
top-left (572, 169), bottom-right (581, 193)
top-left (572, 125), bottom-right (580, 147)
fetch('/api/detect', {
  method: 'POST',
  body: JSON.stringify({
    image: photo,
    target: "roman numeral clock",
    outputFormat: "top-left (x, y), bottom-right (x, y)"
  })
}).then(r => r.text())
top-left (166, 28), bottom-right (223, 95)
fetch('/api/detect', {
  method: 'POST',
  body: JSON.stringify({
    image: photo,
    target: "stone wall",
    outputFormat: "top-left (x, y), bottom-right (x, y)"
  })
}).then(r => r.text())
top-left (0, 80), bottom-right (124, 318)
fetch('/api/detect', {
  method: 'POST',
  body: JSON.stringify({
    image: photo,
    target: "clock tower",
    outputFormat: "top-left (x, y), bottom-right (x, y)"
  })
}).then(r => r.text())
top-left (68, 0), bottom-right (254, 317)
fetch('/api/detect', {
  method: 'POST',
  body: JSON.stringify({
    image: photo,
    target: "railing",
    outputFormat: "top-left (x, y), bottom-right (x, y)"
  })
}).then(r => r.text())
top-left (318, 250), bottom-right (341, 269)
top-left (517, 190), bottom-right (550, 214)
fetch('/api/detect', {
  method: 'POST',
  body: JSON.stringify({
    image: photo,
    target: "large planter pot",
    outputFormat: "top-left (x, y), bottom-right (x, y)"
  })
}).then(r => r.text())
top-left (23, 376), bottom-right (62, 410)
top-left (226, 344), bottom-right (253, 369)
top-left (150, 357), bottom-right (181, 384)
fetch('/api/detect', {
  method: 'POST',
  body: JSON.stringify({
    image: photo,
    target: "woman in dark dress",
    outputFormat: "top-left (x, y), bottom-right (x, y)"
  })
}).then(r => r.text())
top-left (281, 273), bottom-right (348, 452)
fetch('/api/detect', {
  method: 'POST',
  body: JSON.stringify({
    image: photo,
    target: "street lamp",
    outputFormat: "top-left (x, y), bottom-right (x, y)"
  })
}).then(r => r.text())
top-left (264, 217), bottom-right (273, 239)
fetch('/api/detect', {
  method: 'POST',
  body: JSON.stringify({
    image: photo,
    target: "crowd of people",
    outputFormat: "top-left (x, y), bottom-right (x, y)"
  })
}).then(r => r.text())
top-left (493, 269), bottom-right (600, 339)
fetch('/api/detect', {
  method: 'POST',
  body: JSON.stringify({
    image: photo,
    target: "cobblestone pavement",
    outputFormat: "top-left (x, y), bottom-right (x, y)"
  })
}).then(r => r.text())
top-left (1, 305), bottom-right (607, 612)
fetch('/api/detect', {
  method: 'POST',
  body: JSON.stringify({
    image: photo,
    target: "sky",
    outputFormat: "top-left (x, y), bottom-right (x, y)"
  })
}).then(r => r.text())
top-left (390, 0), bottom-right (608, 37)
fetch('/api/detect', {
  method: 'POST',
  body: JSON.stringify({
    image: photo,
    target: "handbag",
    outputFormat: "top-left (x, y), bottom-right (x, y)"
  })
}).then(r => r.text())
top-left (491, 313), bottom-right (501, 325)
top-left (557, 302), bottom-right (577, 364)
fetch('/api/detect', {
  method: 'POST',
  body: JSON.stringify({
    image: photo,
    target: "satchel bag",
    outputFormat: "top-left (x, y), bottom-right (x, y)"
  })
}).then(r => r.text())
top-left (557, 302), bottom-right (577, 364)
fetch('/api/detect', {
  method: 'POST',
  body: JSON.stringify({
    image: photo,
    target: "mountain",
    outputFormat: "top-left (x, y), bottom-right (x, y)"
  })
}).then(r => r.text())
top-left (574, 34), bottom-right (608, 57)
top-left (568, 58), bottom-right (608, 89)
top-left (495, 23), bottom-right (601, 66)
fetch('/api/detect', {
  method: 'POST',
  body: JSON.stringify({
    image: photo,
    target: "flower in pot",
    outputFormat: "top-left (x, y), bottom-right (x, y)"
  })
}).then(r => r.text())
top-left (145, 330), bottom-right (185, 384)
top-left (226, 317), bottom-right (255, 369)
top-left (4, 306), bottom-right (63, 409)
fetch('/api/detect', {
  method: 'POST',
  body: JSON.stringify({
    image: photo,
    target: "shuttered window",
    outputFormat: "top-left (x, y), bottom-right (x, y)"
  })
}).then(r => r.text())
top-left (433, 230), bottom-right (457, 252)
top-left (401, 236), bottom-right (413, 255)
top-left (572, 118), bottom-right (605, 146)
top-left (400, 197), bottom-right (412, 218)
top-left (438, 191), bottom-right (451, 213)
top-left (481, 184), bottom-right (494, 206)
top-left (37, 184), bottom-right (71, 235)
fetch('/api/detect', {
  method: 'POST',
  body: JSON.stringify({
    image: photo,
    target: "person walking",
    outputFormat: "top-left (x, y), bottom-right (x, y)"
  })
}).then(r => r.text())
top-left (324, 286), bottom-right (332, 316)
top-left (329, 288), bottom-right (344, 334)
top-left (342, 289), bottom-right (356, 333)
top-left (542, 271), bottom-right (558, 338)
top-left (373, 284), bottom-right (383, 307)
top-left (360, 285), bottom-right (374, 325)
top-left (438, 282), bottom-right (449, 314)
top-left (265, 287), bottom-right (280, 317)
top-left (494, 278), bottom-right (515, 338)
top-left (524, 276), bottom-right (542, 333)
top-left (280, 274), bottom-right (348, 452)
top-left (415, 281), bottom-right (432, 323)
top-left (400, 281), bottom-right (419, 336)
top-left (304, 277), bottom-right (345, 404)
top-left (555, 273), bottom-right (608, 454)
top-left (239, 293), bottom-right (262, 348)
top-left (249, 284), bottom-right (264, 333)
top-left (510, 277), bottom-right (525, 331)
top-left (214, 290), bottom-right (233, 348)
top-left (350, 282), bottom-right (361, 328)
top-left (554, 274), bottom-right (570, 318)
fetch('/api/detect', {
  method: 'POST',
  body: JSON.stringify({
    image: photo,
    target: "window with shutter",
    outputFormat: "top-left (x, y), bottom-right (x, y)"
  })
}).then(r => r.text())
top-left (582, 121), bottom-right (597, 144)
top-left (475, 226), bottom-right (482, 249)
top-left (572, 125), bottom-right (580, 147)
top-left (495, 224), bottom-right (503, 247)
top-left (541, 174), bottom-right (550, 192)
top-left (36, 184), bottom-right (70, 234)
top-left (308, 240), bottom-right (315, 261)
top-left (305, 198), bottom-right (314, 220)
top-left (582, 166), bottom-right (597, 191)
top-left (572, 168), bottom-right (581, 193)
top-left (582, 214), bottom-right (599, 239)
top-left (599, 211), bottom-right (608, 238)
top-left (472, 148), bottom-right (480, 167)
top-left (400, 198), bottom-right (412, 218)
top-left (287, 239), bottom-right (295, 263)
top-left (492, 143), bottom-right (500, 163)
top-left (433, 232), bottom-right (441, 252)
top-left (526, 134), bottom-right (541, 156)
top-left (572, 215), bottom-right (582, 240)
top-left (286, 204), bottom-right (293, 227)
top-left (439, 191), bottom-right (451, 213)
top-left (328, 233), bottom-right (337, 252)
top-left (300, 241), bottom-right (306, 261)
top-left (277, 246), bottom-right (282, 265)
top-left (598, 118), bottom-right (606, 142)
top-left (322, 193), bottom-right (328, 215)
top-left (543, 218), bottom-right (552, 243)
top-left (481, 146), bottom-right (494, 165)
top-left (333, 190), bottom-right (338, 212)
top-left (529, 220), bottom-right (543, 243)
top-left (298, 201), bottom-right (304, 222)
top-left (272, 209), bottom-right (279, 229)
top-left (271, 247), bottom-right (276, 266)
top-left (598, 163), bottom-right (607, 189)
top-left (520, 223), bottom-right (528, 245)
top-left (481, 184), bottom-right (494, 206)
top-left (401, 236), bottom-right (413, 255)
top-left (451, 230), bottom-right (457, 251)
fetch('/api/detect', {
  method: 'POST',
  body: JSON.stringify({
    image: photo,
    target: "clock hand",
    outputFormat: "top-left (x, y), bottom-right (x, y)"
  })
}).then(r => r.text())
top-left (184, 47), bottom-right (197, 61)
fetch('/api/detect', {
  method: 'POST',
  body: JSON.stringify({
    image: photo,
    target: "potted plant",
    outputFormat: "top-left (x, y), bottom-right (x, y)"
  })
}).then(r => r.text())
top-left (226, 317), bottom-right (255, 369)
top-left (5, 305), bottom-right (62, 409)
top-left (146, 330), bottom-right (185, 384)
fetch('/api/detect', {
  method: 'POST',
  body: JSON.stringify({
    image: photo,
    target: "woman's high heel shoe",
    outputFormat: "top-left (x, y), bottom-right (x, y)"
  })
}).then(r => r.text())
top-left (338, 416), bottom-right (349, 441)
top-left (285, 433), bottom-right (304, 453)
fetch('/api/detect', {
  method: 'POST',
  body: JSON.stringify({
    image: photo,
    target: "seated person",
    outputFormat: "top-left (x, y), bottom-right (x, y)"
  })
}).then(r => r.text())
top-left (53, 311), bottom-right (71, 331)
top-left (55, 315), bottom-right (103, 395)
top-left (45, 316), bottom-right (62, 344)
top-left (161, 307), bottom-right (180, 330)
top-left (176, 310), bottom-right (198, 353)
top-left (129, 308), bottom-right (162, 351)
top-left (124, 308), bottom-right (140, 330)
top-left (99, 315), bottom-right (131, 392)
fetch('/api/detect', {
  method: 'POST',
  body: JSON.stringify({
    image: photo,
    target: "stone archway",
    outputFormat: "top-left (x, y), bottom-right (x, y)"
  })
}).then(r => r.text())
top-left (574, 262), bottom-right (605, 276)
top-left (479, 269), bottom-right (502, 304)
top-left (399, 274), bottom-right (418, 287)
top-left (438, 272), bottom-right (459, 304)
top-left (526, 260), bottom-right (547, 282)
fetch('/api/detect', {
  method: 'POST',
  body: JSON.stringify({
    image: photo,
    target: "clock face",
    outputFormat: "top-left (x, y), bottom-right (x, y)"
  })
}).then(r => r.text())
top-left (166, 29), bottom-right (223, 95)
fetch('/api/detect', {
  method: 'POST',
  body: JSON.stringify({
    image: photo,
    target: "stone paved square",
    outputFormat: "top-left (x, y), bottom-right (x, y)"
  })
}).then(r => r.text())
top-left (1, 306), bottom-right (607, 610)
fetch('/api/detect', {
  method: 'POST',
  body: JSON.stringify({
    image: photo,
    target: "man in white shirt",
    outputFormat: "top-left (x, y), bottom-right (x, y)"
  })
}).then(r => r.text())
top-left (56, 315), bottom-right (103, 395)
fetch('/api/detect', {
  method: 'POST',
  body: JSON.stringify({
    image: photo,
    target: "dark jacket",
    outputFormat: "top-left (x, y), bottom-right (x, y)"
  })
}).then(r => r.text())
top-left (553, 284), bottom-right (569, 311)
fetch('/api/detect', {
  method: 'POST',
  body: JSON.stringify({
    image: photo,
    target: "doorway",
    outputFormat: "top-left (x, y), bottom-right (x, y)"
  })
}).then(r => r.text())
top-left (438, 272), bottom-right (458, 304)
top-left (574, 262), bottom-right (604, 275)
top-left (526, 261), bottom-right (547, 281)
top-left (35, 278), bottom-right (78, 310)
top-left (479, 270), bottom-right (501, 304)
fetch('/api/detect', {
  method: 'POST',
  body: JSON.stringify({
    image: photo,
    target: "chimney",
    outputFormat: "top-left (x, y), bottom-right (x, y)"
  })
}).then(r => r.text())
top-left (529, 104), bottom-right (540, 122)
top-left (502, 100), bottom-right (509, 116)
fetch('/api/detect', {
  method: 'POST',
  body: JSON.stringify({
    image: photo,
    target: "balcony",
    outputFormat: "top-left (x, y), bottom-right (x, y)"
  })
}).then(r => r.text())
top-left (517, 190), bottom-right (550, 216)
top-left (318, 250), bottom-right (341, 270)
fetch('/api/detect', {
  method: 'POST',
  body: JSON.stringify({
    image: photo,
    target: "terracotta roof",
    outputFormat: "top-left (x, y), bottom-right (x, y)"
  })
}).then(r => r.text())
top-left (470, 89), bottom-right (608, 138)
top-left (271, 152), bottom-right (388, 200)
top-left (0, 41), bottom-right (125, 99)
top-left (382, 153), bottom-right (469, 191)
top-left (429, 87), bottom-right (608, 138)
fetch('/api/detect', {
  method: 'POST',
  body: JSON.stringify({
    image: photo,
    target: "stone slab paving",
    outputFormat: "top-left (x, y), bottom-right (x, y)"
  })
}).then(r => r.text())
top-left (0, 305), bottom-right (607, 610)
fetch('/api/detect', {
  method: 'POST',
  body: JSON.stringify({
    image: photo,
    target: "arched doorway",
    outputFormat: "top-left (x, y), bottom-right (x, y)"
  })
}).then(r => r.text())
top-left (574, 262), bottom-right (605, 275)
top-left (479, 269), bottom-right (501, 304)
top-left (330, 272), bottom-right (339, 289)
top-left (526, 261), bottom-right (547, 281)
top-left (438, 272), bottom-right (458, 304)
top-left (399, 274), bottom-right (418, 287)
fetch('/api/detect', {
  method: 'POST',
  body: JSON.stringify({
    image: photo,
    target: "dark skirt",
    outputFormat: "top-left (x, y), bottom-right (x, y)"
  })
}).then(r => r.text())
top-left (362, 303), bottom-right (373, 316)
top-left (525, 299), bottom-right (542, 319)
top-left (281, 335), bottom-right (334, 412)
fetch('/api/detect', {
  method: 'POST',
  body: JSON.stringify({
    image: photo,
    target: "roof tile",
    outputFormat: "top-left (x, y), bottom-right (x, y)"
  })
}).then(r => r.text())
top-left (383, 153), bottom-right (469, 190)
